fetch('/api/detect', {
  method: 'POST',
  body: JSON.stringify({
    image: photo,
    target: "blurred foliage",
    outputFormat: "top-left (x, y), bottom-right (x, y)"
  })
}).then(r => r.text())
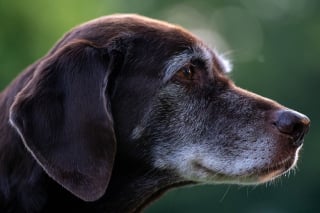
top-left (0, 0), bottom-right (319, 212)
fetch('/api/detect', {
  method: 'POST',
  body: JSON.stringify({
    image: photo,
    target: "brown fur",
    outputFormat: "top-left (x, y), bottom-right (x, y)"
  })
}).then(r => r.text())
top-left (0, 14), bottom-right (310, 212)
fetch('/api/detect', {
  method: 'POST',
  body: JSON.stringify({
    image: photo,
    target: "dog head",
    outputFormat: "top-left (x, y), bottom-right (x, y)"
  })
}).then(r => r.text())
top-left (9, 14), bottom-right (310, 202)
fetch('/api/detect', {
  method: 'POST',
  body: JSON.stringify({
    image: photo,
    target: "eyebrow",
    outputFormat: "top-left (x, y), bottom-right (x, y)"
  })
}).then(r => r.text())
top-left (163, 45), bottom-right (215, 82)
top-left (163, 50), bottom-right (193, 82)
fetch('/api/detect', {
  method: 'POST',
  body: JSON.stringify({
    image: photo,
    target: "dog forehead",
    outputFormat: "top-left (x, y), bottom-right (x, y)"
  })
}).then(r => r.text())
top-left (84, 14), bottom-right (197, 40)
top-left (104, 15), bottom-right (232, 74)
top-left (78, 14), bottom-right (232, 79)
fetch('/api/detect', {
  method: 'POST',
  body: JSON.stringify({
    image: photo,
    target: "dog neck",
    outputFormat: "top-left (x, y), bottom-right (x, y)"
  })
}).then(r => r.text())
top-left (100, 155), bottom-right (194, 213)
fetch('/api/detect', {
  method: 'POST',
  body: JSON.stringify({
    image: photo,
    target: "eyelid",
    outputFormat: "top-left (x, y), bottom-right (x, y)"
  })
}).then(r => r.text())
top-left (180, 62), bottom-right (196, 72)
top-left (181, 63), bottom-right (196, 73)
top-left (186, 62), bottom-right (196, 68)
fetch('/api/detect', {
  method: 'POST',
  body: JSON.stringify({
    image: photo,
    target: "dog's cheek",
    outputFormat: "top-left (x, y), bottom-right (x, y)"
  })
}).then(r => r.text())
top-left (146, 84), bottom-right (208, 170)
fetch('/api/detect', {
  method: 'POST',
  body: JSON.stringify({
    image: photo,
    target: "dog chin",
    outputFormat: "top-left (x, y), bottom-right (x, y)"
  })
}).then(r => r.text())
top-left (190, 154), bottom-right (298, 185)
top-left (255, 156), bottom-right (298, 184)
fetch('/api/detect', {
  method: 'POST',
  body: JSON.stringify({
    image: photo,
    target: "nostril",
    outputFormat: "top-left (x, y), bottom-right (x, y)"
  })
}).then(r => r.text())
top-left (273, 110), bottom-right (310, 145)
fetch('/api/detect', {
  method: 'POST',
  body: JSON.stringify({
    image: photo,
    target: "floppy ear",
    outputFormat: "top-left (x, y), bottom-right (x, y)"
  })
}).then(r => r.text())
top-left (9, 40), bottom-right (116, 201)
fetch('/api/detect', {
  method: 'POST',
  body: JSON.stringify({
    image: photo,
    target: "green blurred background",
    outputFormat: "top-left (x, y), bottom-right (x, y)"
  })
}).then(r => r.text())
top-left (0, 0), bottom-right (319, 212)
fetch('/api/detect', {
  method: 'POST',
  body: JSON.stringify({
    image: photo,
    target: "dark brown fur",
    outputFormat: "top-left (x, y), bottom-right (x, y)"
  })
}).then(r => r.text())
top-left (0, 14), bottom-right (310, 213)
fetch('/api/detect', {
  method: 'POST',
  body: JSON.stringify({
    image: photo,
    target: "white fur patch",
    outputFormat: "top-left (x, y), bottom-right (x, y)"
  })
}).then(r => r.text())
top-left (214, 51), bottom-right (233, 73)
top-left (153, 136), bottom-right (273, 182)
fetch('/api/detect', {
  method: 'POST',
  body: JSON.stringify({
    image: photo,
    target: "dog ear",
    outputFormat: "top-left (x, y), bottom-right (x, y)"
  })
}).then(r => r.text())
top-left (9, 40), bottom-right (117, 201)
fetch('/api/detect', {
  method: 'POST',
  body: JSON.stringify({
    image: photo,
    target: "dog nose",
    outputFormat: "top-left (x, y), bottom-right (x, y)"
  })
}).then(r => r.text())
top-left (273, 110), bottom-right (310, 146)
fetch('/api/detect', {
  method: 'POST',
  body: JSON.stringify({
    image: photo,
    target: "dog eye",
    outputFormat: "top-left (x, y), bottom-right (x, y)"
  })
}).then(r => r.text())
top-left (176, 65), bottom-right (194, 81)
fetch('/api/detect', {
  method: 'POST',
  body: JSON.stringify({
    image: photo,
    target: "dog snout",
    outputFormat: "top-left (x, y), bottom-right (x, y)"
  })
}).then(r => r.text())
top-left (273, 110), bottom-right (310, 146)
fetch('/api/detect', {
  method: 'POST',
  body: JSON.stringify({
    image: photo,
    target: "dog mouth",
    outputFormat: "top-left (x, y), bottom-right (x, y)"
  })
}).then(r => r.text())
top-left (254, 155), bottom-right (297, 183)
top-left (192, 154), bottom-right (297, 184)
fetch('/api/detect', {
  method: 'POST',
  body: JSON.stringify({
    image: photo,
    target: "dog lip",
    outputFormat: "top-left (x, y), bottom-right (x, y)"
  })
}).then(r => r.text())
top-left (192, 161), bottom-right (219, 175)
top-left (255, 156), bottom-right (295, 182)
top-left (192, 161), bottom-right (229, 180)
top-left (192, 155), bottom-right (295, 184)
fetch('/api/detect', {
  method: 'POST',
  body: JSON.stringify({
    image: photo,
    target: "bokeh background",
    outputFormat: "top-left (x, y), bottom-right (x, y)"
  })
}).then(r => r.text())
top-left (0, 0), bottom-right (319, 212)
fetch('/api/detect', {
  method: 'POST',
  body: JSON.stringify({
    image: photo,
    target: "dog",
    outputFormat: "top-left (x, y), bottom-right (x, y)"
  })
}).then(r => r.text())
top-left (0, 14), bottom-right (310, 212)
